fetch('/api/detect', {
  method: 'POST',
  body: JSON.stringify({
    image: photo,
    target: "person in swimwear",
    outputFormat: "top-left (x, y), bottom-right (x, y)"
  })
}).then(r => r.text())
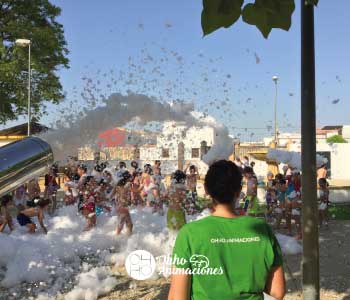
top-left (115, 171), bottom-right (133, 235)
top-left (17, 199), bottom-right (50, 234)
top-left (141, 164), bottom-right (153, 205)
top-left (167, 170), bottom-right (187, 231)
top-left (184, 164), bottom-right (200, 215)
top-left (0, 195), bottom-right (14, 233)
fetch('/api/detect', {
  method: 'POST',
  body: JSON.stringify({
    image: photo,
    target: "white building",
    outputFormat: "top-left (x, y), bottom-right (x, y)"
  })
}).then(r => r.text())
top-left (289, 143), bottom-right (350, 181)
top-left (340, 125), bottom-right (350, 142)
top-left (139, 121), bottom-right (214, 162)
top-left (158, 122), bottom-right (214, 161)
top-left (263, 126), bottom-right (345, 147)
top-left (137, 121), bottom-right (215, 174)
top-left (263, 132), bottom-right (302, 147)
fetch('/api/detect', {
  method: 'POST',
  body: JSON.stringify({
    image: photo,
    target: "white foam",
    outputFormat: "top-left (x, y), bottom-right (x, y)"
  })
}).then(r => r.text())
top-left (0, 204), bottom-right (300, 299)
top-left (267, 149), bottom-right (328, 170)
top-left (64, 266), bottom-right (117, 300)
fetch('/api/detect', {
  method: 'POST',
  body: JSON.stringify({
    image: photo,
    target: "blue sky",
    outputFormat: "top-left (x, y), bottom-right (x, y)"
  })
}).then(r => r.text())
top-left (4, 0), bottom-right (350, 141)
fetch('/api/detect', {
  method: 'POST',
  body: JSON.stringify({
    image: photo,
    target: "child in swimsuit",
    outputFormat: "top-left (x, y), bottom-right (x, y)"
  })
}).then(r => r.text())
top-left (13, 185), bottom-right (28, 212)
top-left (0, 195), bottom-right (14, 233)
top-left (318, 178), bottom-right (329, 227)
top-left (115, 172), bottom-right (133, 235)
top-left (185, 164), bottom-right (200, 215)
top-left (167, 170), bottom-right (187, 231)
top-left (141, 164), bottom-right (153, 205)
top-left (94, 180), bottom-right (112, 216)
top-left (265, 172), bottom-right (276, 220)
top-left (131, 171), bottom-right (144, 207)
top-left (27, 178), bottom-right (41, 200)
top-left (274, 178), bottom-right (287, 230)
top-left (243, 166), bottom-right (258, 215)
top-left (44, 167), bottom-right (59, 214)
top-left (79, 191), bottom-right (97, 231)
top-left (64, 174), bottom-right (79, 206)
top-left (17, 199), bottom-right (50, 234)
top-left (151, 167), bottom-right (164, 214)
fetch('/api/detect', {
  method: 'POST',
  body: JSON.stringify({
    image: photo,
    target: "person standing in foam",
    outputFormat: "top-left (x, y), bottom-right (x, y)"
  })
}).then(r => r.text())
top-left (166, 170), bottom-right (187, 231)
top-left (169, 160), bottom-right (285, 300)
top-left (114, 171), bottom-right (133, 235)
top-left (184, 164), bottom-right (200, 215)
top-left (318, 178), bottom-right (329, 227)
top-left (77, 164), bottom-right (88, 189)
top-left (0, 195), bottom-right (14, 233)
top-left (141, 164), bottom-right (153, 205)
top-left (243, 166), bottom-right (258, 215)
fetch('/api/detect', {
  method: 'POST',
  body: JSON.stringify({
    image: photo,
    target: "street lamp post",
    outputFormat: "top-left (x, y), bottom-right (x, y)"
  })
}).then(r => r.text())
top-left (15, 39), bottom-right (31, 136)
top-left (272, 76), bottom-right (279, 146)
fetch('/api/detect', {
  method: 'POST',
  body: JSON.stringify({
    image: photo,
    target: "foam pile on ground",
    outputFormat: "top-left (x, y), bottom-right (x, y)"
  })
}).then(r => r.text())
top-left (0, 206), bottom-right (119, 299)
top-left (0, 205), bottom-right (300, 300)
top-left (0, 205), bottom-right (173, 300)
top-left (64, 266), bottom-right (117, 300)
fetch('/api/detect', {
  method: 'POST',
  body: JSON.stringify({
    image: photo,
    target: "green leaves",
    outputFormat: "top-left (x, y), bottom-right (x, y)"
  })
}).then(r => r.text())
top-left (326, 135), bottom-right (347, 144)
top-left (242, 0), bottom-right (295, 38)
top-left (0, 0), bottom-right (69, 124)
top-left (202, 0), bottom-right (244, 36)
top-left (201, 0), bottom-right (319, 38)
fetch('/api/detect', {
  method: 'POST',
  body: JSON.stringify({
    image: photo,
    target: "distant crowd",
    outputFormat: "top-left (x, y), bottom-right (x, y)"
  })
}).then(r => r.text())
top-left (1, 156), bottom-right (330, 239)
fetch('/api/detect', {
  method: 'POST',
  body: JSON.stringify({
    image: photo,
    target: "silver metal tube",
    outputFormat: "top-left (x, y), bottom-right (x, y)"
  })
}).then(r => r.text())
top-left (0, 137), bottom-right (53, 197)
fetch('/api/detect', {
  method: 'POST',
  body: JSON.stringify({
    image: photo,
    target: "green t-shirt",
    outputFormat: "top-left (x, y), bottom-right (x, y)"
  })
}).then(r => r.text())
top-left (172, 215), bottom-right (283, 300)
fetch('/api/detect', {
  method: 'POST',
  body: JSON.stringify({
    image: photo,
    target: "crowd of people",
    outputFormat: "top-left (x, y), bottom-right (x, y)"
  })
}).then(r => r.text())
top-left (0, 159), bottom-right (204, 234)
top-left (0, 156), bottom-right (330, 238)
top-left (231, 156), bottom-right (330, 240)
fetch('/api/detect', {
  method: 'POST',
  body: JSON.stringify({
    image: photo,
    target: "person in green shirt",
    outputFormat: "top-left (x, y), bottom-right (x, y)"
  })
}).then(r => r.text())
top-left (168, 160), bottom-right (285, 300)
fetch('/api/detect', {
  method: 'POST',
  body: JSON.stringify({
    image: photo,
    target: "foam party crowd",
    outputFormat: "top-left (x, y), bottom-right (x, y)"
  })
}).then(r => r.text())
top-left (0, 155), bottom-right (315, 299)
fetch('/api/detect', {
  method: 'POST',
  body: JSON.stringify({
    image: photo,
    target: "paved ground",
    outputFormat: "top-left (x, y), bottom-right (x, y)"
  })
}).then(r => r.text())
top-left (101, 220), bottom-right (350, 300)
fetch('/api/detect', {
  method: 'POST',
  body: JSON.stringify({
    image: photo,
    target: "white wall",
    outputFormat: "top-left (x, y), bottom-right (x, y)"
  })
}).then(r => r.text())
top-left (251, 143), bottom-right (350, 181)
top-left (139, 146), bottom-right (160, 161)
top-left (289, 143), bottom-right (350, 180)
top-left (156, 122), bottom-right (214, 161)
top-left (342, 125), bottom-right (350, 142)
top-left (316, 143), bottom-right (350, 180)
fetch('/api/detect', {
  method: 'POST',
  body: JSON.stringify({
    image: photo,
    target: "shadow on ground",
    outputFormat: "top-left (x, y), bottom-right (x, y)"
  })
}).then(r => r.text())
top-left (282, 220), bottom-right (350, 299)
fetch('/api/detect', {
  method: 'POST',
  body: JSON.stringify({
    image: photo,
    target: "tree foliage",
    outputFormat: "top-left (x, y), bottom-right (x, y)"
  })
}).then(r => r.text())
top-left (326, 135), bottom-right (347, 144)
top-left (201, 0), bottom-right (319, 38)
top-left (0, 0), bottom-right (69, 124)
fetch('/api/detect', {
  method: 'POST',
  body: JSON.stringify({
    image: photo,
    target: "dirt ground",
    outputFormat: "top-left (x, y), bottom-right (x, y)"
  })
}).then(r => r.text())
top-left (101, 220), bottom-right (350, 300)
